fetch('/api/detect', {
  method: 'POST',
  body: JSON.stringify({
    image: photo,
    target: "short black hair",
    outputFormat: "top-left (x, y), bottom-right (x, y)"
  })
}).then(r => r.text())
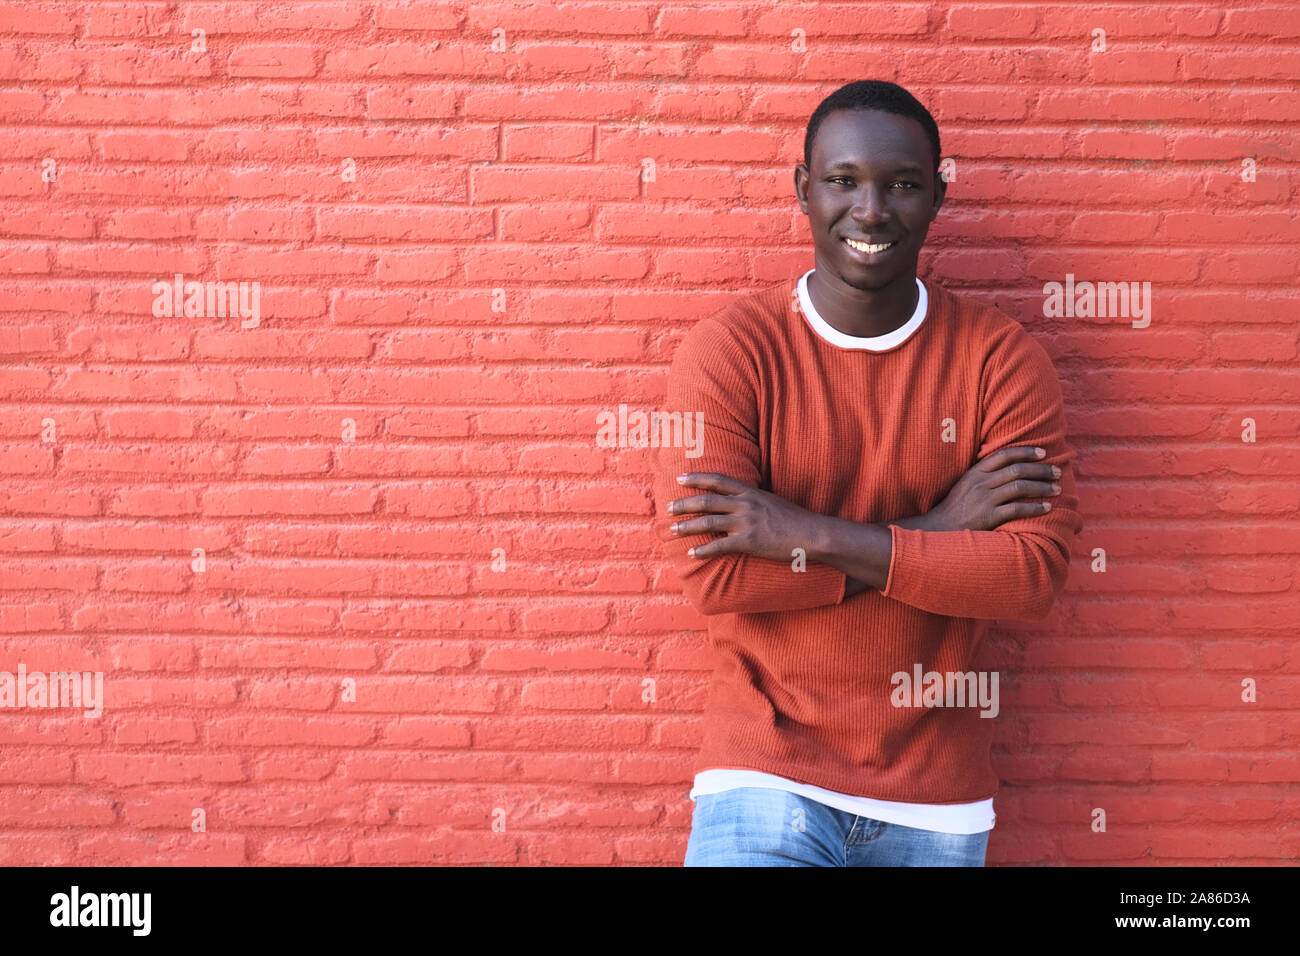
top-left (803, 80), bottom-right (941, 176)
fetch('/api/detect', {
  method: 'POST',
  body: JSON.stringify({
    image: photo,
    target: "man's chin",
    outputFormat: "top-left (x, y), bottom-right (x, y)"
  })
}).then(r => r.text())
top-left (837, 268), bottom-right (907, 293)
top-left (822, 253), bottom-right (918, 293)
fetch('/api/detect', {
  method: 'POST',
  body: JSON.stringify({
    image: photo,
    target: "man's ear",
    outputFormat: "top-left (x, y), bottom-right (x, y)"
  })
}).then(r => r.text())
top-left (794, 163), bottom-right (809, 214)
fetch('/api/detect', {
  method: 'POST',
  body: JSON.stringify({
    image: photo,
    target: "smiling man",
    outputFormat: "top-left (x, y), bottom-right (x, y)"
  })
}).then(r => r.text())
top-left (651, 80), bottom-right (1084, 867)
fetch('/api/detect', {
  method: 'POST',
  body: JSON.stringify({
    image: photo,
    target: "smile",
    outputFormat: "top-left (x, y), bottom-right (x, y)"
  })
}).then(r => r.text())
top-left (843, 237), bottom-right (898, 254)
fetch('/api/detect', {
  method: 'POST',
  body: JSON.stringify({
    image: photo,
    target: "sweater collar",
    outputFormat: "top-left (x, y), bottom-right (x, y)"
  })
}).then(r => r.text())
top-left (796, 269), bottom-right (928, 352)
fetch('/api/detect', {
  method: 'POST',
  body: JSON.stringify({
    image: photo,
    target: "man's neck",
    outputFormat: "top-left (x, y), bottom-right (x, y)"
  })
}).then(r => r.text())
top-left (807, 269), bottom-right (920, 339)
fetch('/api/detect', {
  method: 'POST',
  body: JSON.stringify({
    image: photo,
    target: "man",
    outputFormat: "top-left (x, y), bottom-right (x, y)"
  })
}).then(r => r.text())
top-left (651, 80), bottom-right (1083, 866)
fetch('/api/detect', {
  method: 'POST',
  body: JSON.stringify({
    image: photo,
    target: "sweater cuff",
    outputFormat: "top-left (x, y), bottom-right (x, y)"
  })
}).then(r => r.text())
top-left (882, 522), bottom-right (904, 598)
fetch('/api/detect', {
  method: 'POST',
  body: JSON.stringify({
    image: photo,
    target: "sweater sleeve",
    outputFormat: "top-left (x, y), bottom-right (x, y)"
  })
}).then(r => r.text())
top-left (650, 316), bottom-right (849, 616)
top-left (880, 322), bottom-right (1084, 620)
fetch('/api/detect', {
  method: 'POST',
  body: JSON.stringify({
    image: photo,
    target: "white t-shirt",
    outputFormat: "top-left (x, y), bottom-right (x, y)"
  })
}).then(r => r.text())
top-left (687, 271), bottom-right (995, 836)
top-left (690, 769), bottom-right (994, 834)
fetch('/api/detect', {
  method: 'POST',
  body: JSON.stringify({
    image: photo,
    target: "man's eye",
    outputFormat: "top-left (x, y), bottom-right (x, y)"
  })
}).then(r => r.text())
top-left (827, 178), bottom-right (918, 188)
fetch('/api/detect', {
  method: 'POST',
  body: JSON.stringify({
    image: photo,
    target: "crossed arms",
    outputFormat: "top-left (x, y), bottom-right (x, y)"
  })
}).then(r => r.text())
top-left (650, 318), bottom-right (1083, 621)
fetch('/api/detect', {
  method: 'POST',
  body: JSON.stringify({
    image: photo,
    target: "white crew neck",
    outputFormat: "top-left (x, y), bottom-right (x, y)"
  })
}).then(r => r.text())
top-left (796, 269), bottom-right (928, 352)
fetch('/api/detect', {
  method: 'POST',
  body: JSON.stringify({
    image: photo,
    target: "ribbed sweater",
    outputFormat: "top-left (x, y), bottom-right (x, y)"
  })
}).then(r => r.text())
top-left (651, 271), bottom-right (1083, 804)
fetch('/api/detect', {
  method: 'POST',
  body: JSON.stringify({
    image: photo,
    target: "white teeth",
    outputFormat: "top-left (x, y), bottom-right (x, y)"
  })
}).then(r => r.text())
top-left (844, 238), bottom-right (896, 254)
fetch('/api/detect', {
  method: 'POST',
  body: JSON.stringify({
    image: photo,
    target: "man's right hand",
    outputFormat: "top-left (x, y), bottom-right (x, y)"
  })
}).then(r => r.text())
top-left (842, 446), bottom-right (1065, 597)
top-left (923, 445), bottom-right (1062, 533)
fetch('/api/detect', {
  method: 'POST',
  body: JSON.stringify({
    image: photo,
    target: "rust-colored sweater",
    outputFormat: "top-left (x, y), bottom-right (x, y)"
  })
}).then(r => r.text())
top-left (651, 272), bottom-right (1083, 803)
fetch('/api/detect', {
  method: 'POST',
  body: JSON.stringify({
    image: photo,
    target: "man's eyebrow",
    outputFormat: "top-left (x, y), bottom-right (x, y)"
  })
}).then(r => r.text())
top-left (823, 160), bottom-right (925, 174)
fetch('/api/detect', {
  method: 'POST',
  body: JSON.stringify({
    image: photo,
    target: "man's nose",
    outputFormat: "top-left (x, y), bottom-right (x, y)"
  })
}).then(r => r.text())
top-left (850, 186), bottom-right (890, 224)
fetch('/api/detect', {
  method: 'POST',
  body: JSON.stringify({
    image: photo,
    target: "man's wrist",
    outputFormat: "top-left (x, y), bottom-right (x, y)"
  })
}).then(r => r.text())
top-left (806, 513), bottom-right (893, 591)
top-left (831, 510), bottom-right (939, 598)
top-left (888, 514), bottom-right (931, 533)
top-left (843, 576), bottom-right (873, 598)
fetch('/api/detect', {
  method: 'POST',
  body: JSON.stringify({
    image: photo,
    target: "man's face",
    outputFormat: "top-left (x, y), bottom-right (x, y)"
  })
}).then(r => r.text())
top-left (795, 108), bottom-right (945, 292)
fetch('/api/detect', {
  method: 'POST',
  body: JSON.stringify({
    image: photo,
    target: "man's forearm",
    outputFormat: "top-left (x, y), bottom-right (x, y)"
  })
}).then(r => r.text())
top-left (840, 513), bottom-right (933, 596)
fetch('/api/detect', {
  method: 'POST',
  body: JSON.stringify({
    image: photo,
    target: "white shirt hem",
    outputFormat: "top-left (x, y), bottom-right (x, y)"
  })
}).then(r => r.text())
top-left (690, 769), bottom-right (995, 834)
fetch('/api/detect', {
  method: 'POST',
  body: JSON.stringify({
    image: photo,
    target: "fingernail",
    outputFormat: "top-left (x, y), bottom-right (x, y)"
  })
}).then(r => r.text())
top-left (1051, 483), bottom-right (1060, 493)
top-left (1035, 448), bottom-right (1046, 457)
top-left (1052, 466), bottom-right (1061, 477)
top-left (676, 475), bottom-right (687, 483)
top-left (670, 524), bottom-right (680, 533)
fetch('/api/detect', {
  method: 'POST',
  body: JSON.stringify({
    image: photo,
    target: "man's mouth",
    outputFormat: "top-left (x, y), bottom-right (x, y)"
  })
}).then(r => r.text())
top-left (843, 237), bottom-right (899, 255)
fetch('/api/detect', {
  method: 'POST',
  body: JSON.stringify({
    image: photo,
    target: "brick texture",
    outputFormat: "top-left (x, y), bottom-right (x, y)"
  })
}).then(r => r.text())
top-left (0, 2), bottom-right (1297, 866)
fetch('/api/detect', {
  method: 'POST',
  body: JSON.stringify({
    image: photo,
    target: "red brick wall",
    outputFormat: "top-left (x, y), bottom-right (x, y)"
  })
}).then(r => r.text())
top-left (0, 2), bottom-right (1296, 866)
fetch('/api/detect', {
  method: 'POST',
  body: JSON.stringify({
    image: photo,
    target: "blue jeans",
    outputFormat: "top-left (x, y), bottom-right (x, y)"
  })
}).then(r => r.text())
top-left (684, 787), bottom-right (989, 867)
